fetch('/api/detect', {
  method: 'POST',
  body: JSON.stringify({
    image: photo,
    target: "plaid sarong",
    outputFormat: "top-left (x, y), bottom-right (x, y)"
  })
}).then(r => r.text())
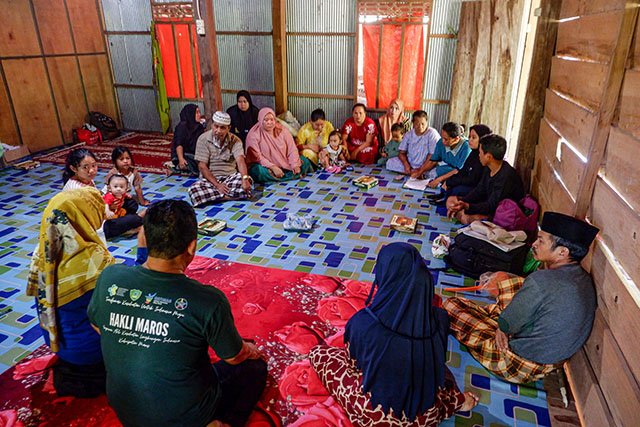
top-left (443, 275), bottom-right (558, 383)
top-left (188, 172), bottom-right (249, 207)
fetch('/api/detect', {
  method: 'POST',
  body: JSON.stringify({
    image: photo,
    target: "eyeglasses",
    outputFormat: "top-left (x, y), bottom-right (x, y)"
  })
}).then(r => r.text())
top-left (78, 164), bottom-right (97, 171)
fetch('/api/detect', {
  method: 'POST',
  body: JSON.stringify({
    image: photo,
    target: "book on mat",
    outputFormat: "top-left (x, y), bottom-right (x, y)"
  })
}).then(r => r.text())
top-left (197, 218), bottom-right (227, 236)
top-left (390, 214), bottom-right (418, 233)
top-left (353, 175), bottom-right (378, 190)
top-left (403, 177), bottom-right (430, 191)
top-left (13, 160), bottom-right (40, 170)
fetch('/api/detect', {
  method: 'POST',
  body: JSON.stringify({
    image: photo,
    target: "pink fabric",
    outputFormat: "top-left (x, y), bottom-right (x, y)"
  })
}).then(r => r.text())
top-left (289, 397), bottom-right (352, 427)
top-left (275, 321), bottom-right (325, 354)
top-left (0, 410), bottom-right (23, 427)
top-left (12, 354), bottom-right (58, 380)
top-left (246, 108), bottom-right (301, 170)
top-left (278, 359), bottom-right (331, 410)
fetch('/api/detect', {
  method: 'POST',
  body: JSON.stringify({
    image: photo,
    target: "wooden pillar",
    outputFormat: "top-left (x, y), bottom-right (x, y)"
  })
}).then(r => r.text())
top-left (513, 0), bottom-right (561, 192)
top-left (272, 0), bottom-right (288, 114)
top-left (573, 2), bottom-right (639, 217)
top-left (194, 0), bottom-right (222, 118)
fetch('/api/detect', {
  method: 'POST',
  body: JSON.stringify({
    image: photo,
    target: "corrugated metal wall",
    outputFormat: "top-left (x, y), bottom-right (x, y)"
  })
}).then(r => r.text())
top-left (285, 0), bottom-right (356, 128)
top-left (102, 0), bottom-right (162, 131)
top-left (422, 0), bottom-right (462, 131)
top-left (101, 0), bottom-right (461, 133)
top-left (213, 0), bottom-right (276, 111)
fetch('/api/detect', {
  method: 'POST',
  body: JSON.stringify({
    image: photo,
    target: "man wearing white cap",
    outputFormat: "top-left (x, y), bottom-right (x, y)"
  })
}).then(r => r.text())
top-left (188, 111), bottom-right (253, 207)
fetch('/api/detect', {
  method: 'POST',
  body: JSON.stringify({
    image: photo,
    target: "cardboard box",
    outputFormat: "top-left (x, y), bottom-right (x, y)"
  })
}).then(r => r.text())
top-left (390, 214), bottom-right (418, 233)
top-left (2, 144), bottom-right (30, 166)
top-left (353, 175), bottom-right (378, 190)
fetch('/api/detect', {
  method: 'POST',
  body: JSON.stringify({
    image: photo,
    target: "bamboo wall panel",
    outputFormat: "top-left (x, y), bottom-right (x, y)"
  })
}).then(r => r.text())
top-left (564, 349), bottom-right (614, 427)
top-left (66, 0), bottom-right (105, 53)
top-left (543, 89), bottom-right (597, 156)
top-left (588, 242), bottom-right (640, 383)
top-left (560, 0), bottom-right (628, 19)
top-left (548, 57), bottom-right (608, 112)
top-left (617, 69), bottom-right (640, 139)
top-left (79, 55), bottom-right (117, 121)
top-left (603, 126), bottom-right (640, 211)
top-left (581, 311), bottom-right (640, 426)
top-left (448, 0), bottom-right (526, 136)
top-left (555, 11), bottom-right (620, 63)
top-left (46, 57), bottom-right (87, 142)
top-left (33, 0), bottom-right (74, 55)
top-left (538, 118), bottom-right (584, 198)
top-left (0, 73), bottom-right (20, 146)
top-left (590, 177), bottom-right (640, 287)
top-left (2, 58), bottom-right (61, 152)
top-left (0, 1), bottom-right (41, 57)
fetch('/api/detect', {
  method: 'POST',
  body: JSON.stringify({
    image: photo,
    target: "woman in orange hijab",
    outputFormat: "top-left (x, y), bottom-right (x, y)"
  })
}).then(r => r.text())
top-left (375, 98), bottom-right (411, 155)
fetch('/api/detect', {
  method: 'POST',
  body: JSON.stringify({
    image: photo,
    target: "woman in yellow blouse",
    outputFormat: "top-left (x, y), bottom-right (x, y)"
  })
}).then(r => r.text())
top-left (296, 108), bottom-right (335, 167)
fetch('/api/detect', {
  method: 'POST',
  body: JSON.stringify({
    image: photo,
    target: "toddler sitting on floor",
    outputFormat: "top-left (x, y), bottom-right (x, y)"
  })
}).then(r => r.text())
top-left (377, 123), bottom-right (405, 166)
top-left (319, 130), bottom-right (347, 173)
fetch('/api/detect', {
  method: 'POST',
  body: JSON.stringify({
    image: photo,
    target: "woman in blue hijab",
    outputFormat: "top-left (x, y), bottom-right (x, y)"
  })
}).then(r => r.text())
top-left (309, 243), bottom-right (478, 425)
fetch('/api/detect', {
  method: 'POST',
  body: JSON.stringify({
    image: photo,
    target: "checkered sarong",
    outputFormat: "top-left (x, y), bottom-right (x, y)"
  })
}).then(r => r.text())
top-left (443, 275), bottom-right (558, 383)
top-left (188, 172), bottom-right (249, 207)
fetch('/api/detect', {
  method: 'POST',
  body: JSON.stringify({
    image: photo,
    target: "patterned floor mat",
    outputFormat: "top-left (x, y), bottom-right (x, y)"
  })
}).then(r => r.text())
top-left (0, 162), bottom-right (550, 426)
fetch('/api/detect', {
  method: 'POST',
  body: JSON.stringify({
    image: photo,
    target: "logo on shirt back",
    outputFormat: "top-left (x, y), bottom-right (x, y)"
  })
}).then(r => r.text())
top-left (108, 285), bottom-right (118, 297)
top-left (175, 298), bottom-right (188, 311)
top-left (129, 289), bottom-right (142, 301)
top-left (145, 293), bottom-right (157, 304)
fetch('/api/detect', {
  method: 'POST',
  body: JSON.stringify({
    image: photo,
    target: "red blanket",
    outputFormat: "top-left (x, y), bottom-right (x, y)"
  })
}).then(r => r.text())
top-left (0, 257), bottom-right (372, 426)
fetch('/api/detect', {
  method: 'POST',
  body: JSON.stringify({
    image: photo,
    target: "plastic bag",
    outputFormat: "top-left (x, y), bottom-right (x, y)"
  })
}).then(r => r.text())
top-left (431, 234), bottom-right (451, 259)
top-left (283, 213), bottom-right (315, 232)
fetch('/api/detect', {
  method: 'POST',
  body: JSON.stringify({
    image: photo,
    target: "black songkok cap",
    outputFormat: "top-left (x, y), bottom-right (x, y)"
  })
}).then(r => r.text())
top-left (540, 212), bottom-right (599, 249)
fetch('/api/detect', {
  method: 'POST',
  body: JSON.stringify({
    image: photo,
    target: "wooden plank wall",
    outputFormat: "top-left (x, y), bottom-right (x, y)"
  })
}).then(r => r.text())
top-left (530, 1), bottom-right (640, 425)
top-left (448, 0), bottom-right (527, 136)
top-left (0, 0), bottom-right (117, 153)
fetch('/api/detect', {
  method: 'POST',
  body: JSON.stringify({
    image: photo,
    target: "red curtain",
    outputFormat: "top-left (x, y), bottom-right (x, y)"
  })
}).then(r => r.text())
top-left (362, 23), bottom-right (424, 110)
top-left (155, 23), bottom-right (202, 99)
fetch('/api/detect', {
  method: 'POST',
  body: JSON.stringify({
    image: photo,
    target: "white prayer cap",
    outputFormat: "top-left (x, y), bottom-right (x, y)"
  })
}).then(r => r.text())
top-left (212, 111), bottom-right (231, 125)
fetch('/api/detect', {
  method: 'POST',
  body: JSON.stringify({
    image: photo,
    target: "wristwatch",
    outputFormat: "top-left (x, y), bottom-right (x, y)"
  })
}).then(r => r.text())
top-left (242, 175), bottom-right (251, 180)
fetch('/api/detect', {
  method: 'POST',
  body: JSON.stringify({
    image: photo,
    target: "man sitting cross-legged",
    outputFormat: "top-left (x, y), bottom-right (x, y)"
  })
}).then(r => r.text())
top-left (446, 134), bottom-right (523, 224)
top-left (188, 111), bottom-right (253, 207)
top-left (443, 212), bottom-right (599, 383)
top-left (88, 200), bottom-right (267, 427)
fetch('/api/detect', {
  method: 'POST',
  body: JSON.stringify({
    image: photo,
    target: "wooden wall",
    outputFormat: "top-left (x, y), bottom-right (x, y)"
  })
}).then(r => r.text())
top-left (448, 0), bottom-right (527, 136)
top-left (0, 0), bottom-right (118, 153)
top-left (530, 0), bottom-right (640, 425)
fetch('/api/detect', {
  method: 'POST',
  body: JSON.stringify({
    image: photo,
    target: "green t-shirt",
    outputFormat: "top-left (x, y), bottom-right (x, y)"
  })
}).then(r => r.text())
top-left (88, 264), bottom-right (243, 427)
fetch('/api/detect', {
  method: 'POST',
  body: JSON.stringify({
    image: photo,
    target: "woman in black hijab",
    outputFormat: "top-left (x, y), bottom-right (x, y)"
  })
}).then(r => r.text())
top-left (168, 104), bottom-right (204, 176)
top-left (227, 90), bottom-right (259, 146)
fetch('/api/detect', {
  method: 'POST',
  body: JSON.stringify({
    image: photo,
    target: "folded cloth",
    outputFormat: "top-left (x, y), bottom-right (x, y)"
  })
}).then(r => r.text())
top-left (469, 221), bottom-right (527, 244)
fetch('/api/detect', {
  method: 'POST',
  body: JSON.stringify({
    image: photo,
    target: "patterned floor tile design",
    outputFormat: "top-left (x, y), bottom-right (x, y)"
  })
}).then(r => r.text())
top-left (0, 162), bottom-right (549, 426)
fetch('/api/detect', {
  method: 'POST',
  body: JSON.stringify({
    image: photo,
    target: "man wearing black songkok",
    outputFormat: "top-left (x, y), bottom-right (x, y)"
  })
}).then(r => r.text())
top-left (443, 212), bottom-right (599, 383)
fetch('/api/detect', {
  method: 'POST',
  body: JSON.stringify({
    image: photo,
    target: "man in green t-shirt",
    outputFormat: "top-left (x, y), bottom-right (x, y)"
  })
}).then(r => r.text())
top-left (88, 200), bottom-right (266, 427)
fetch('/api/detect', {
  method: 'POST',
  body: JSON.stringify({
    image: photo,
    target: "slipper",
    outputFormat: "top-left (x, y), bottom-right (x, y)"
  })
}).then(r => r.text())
top-left (427, 193), bottom-right (443, 200)
top-left (393, 175), bottom-right (405, 181)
